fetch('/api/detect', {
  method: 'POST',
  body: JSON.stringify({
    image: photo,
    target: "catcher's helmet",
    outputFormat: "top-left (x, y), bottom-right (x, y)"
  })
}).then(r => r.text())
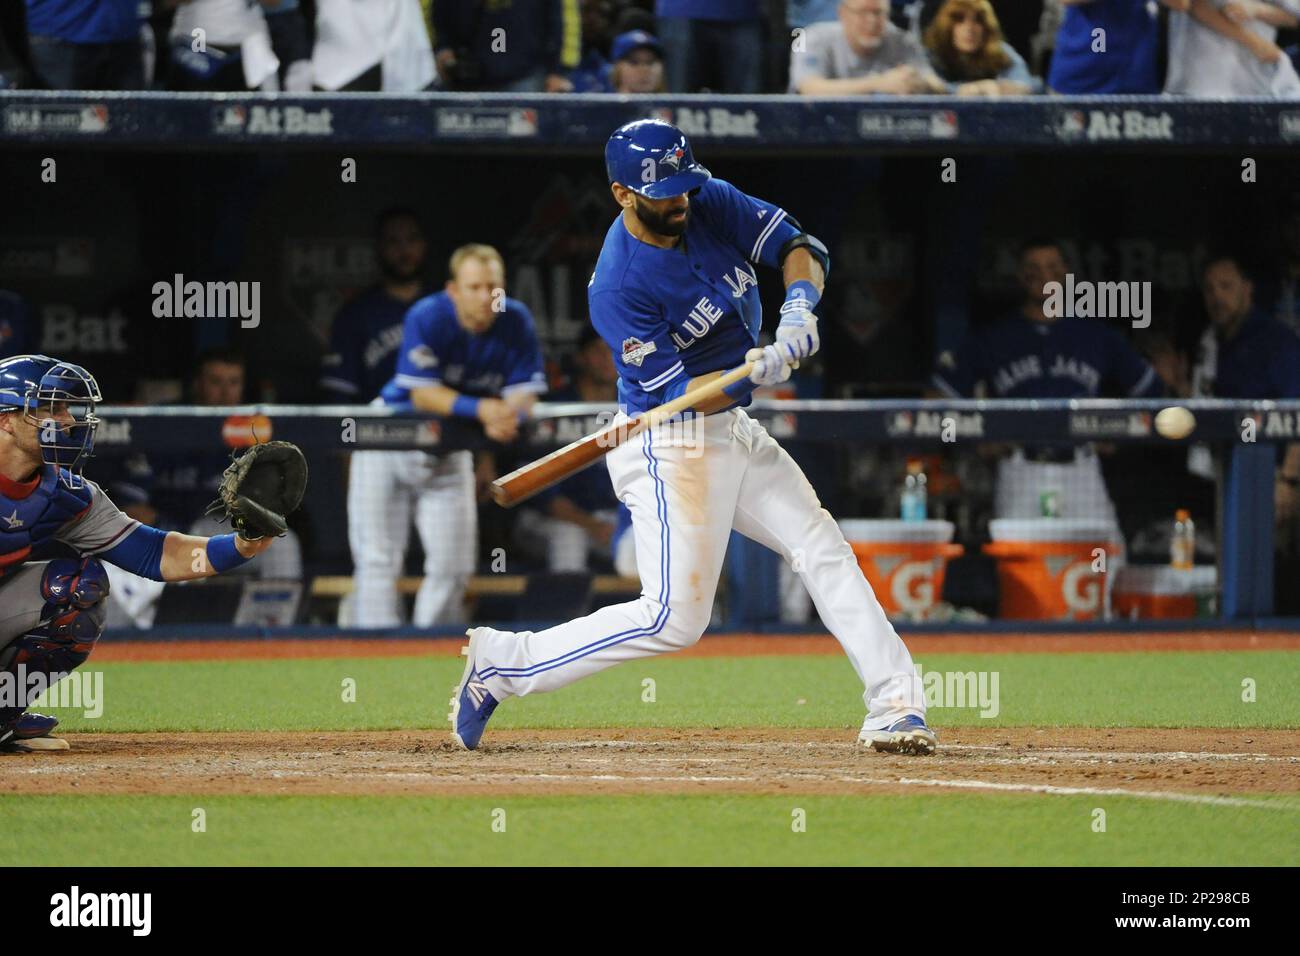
top-left (0, 353), bottom-right (102, 487)
top-left (604, 119), bottom-right (711, 199)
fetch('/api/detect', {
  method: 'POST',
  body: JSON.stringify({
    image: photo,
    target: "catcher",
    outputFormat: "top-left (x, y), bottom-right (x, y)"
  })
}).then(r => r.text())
top-left (0, 354), bottom-right (307, 752)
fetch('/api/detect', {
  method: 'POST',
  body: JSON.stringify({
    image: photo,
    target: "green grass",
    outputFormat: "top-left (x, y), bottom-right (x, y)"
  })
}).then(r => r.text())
top-left (40, 651), bottom-right (1300, 732)
top-left (2, 793), bottom-right (1296, 866)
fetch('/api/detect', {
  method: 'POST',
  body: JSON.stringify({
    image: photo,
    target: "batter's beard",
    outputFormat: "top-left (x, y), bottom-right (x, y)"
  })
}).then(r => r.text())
top-left (634, 197), bottom-right (689, 238)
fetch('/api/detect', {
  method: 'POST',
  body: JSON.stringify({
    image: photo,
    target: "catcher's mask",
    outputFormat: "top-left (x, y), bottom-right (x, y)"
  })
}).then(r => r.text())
top-left (25, 361), bottom-right (102, 488)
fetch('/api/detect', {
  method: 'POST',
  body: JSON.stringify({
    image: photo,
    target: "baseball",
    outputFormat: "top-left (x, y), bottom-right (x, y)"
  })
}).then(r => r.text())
top-left (1155, 406), bottom-right (1196, 440)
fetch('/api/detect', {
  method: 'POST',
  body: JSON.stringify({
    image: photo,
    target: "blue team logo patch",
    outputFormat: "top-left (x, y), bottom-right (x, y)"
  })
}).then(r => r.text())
top-left (621, 337), bottom-right (657, 367)
top-left (660, 148), bottom-right (684, 172)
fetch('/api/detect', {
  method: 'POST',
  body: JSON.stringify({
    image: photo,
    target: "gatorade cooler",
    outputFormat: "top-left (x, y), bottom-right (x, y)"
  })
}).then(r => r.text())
top-left (838, 520), bottom-right (963, 621)
top-left (1113, 565), bottom-right (1217, 619)
top-left (983, 519), bottom-right (1119, 620)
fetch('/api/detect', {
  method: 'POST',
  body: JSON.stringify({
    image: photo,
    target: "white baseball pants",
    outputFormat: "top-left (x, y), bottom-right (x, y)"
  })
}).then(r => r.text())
top-left (347, 448), bottom-right (475, 627)
top-left (475, 408), bottom-right (925, 729)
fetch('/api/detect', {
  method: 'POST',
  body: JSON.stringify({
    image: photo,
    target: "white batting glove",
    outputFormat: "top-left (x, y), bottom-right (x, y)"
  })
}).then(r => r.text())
top-left (776, 301), bottom-right (819, 363)
top-left (746, 344), bottom-right (794, 388)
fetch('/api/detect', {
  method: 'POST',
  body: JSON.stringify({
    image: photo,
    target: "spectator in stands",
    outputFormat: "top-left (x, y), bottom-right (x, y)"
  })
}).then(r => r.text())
top-left (168, 0), bottom-right (280, 92)
top-left (931, 239), bottom-right (1161, 542)
top-left (908, 1), bottom-right (1047, 66)
top-left (432, 0), bottom-right (580, 92)
top-left (789, 0), bottom-right (947, 94)
top-left (568, 0), bottom-right (618, 92)
top-left (1048, 0), bottom-right (1190, 94)
top-left (263, 0), bottom-right (313, 92)
top-left (656, 0), bottom-right (765, 93)
top-left (0, 291), bottom-right (32, 359)
top-left (313, 0), bottom-right (433, 91)
top-left (567, 27), bottom-right (666, 93)
top-left (1165, 0), bottom-right (1299, 97)
top-left (516, 329), bottom-right (622, 573)
top-left (320, 208), bottom-right (431, 404)
top-left (923, 0), bottom-right (1040, 93)
top-left (610, 29), bottom-right (666, 92)
top-left (24, 0), bottom-right (145, 89)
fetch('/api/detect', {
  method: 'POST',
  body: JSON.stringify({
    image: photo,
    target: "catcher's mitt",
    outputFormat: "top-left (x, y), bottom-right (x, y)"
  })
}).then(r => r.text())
top-left (207, 440), bottom-right (308, 540)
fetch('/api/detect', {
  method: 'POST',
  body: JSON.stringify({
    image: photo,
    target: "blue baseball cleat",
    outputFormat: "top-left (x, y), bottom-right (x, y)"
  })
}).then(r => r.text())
top-left (860, 714), bottom-right (937, 755)
top-left (449, 629), bottom-right (499, 751)
top-left (1, 712), bottom-right (70, 752)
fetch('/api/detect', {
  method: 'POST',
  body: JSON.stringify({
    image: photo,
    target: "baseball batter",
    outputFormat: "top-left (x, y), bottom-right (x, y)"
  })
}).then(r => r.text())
top-left (0, 355), bottom-right (277, 752)
top-left (451, 119), bottom-right (933, 755)
top-left (347, 244), bottom-right (546, 627)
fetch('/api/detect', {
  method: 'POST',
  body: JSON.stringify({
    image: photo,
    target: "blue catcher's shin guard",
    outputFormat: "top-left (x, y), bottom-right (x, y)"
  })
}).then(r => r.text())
top-left (0, 558), bottom-right (109, 734)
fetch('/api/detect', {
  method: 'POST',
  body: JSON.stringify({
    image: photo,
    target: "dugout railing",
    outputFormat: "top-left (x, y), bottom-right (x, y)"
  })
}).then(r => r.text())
top-left (4, 91), bottom-right (1300, 153)
top-left (84, 398), bottom-right (1299, 636)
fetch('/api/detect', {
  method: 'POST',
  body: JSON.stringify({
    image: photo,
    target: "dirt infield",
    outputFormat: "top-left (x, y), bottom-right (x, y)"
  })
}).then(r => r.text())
top-left (3, 728), bottom-right (1296, 802)
top-left (92, 631), bottom-right (1300, 662)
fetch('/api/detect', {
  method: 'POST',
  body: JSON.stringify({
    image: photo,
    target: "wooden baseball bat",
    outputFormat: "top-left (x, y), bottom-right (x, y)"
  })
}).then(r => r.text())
top-left (490, 360), bottom-right (754, 508)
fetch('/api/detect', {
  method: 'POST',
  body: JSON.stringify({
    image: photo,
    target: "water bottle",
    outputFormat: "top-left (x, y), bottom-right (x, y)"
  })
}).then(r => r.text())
top-left (901, 458), bottom-right (927, 522)
top-left (1171, 509), bottom-right (1195, 570)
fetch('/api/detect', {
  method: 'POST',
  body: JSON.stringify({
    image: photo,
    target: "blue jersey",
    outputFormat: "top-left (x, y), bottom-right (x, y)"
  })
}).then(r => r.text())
top-left (320, 285), bottom-right (423, 402)
top-left (656, 0), bottom-right (761, 20)
top-left (933, 313), bottom-right (1161, 399)
top-left (380, 292), bottom-right (547, 406)
top-left (25, 0), bottom-right (142, 43)
top-left (588, 177), bottom-right (802, 415)
top-left (1048, 0), bottom-right (1158, 94)
top-left (1213, 311), bottom-right (1300, 399)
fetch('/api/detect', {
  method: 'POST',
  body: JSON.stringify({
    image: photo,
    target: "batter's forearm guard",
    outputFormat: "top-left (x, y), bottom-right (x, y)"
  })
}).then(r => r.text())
top-left (778, 232), bottom-right (831, 281)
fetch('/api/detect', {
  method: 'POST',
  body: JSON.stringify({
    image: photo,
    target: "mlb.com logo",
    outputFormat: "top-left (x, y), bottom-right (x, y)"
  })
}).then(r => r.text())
top-left (214, 105), bottom-right (247, 133)
top-left (886, 410), bottom-right (915, 437)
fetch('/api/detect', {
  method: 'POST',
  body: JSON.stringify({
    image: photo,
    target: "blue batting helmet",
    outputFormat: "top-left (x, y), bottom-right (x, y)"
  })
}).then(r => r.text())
top-left (604, 119), bottom-right (711, 199)
top-left (0, 353), bottom-right (102, 486)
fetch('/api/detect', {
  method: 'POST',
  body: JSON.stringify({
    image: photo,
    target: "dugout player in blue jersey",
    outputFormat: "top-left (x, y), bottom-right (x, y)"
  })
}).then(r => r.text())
top-left (515, 329), bottom-right (624, 573)
top-left (0, 355), bottom-right (277, 752)
top-left (1196, 255), bottom-right (1300, 530)
top-left (933, 238), bottom-right (1162, 534)
top-left (451, 119), bottom-right (936, 756)
top-left (320, 208), bottom-right (431, 403)
top-left (347, 244), bottom-right (546, 628)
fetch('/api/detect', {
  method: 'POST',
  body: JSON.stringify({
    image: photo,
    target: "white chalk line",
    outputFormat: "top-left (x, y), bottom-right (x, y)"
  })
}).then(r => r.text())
top-left (10, 764), bottom-right (1298, 810)
top-left (378, 771), bottom-right (1300, 809)
top-left (519, 740), bottom-right (1297, 763)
